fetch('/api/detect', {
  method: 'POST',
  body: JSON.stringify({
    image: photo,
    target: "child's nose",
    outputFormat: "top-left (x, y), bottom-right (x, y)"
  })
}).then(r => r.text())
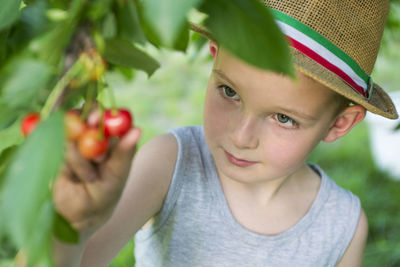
top-left (229, 114), bottom-right (260, 150)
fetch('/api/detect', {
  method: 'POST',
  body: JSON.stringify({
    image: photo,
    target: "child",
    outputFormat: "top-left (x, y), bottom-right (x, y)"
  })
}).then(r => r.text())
top-left (52, 0), bottom-right (398, 266)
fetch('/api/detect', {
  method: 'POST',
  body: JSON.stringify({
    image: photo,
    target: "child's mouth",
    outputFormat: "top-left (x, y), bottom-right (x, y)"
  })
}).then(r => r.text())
top-left (224, 150), bottom-right (257, 167)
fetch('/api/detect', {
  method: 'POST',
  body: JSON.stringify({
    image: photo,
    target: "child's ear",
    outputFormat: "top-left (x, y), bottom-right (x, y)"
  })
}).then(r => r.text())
top-left (323, 105), bottom-right (366, 143)
top-left (209, 41), bottom-right (218, 59)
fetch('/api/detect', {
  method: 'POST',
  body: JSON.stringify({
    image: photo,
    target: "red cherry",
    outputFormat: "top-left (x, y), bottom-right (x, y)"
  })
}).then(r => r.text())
top-left (103, 109), bottom-right (133, 137)
top-left (21, 112), bottom-right (41, 137)
top-left (65, 110), bottom-right (87, 141)
top-left (78, 128), bottom-right (109, 159)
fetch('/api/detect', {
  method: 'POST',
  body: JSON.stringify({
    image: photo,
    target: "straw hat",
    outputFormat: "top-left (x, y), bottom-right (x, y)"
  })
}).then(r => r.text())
top-left (190, 0), bottom-right (398, 119)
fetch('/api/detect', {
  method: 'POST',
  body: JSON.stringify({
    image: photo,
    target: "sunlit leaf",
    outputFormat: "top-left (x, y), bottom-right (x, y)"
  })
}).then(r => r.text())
top-left (140, 0), bottom-right (201, 48)
top-left (0, 112), bottom-right (64, 249)
top-left (109, 239), bottom-right (135, 267)
top-left (0, 0), bottom-right (22, 30)
top-left (114, 66), bottom-right (135, 81)
top-left (104, 39), bottom-right (160, 76)
top-left (200, 0), bottom-right (294, 76)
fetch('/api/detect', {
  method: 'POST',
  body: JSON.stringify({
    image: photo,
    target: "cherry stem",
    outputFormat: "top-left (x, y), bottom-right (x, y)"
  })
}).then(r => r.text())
top-left (98, 102), bottom-right (106, 140)
top-left (41, 60), bottom-right (84, 120)
top-left (81, 82), bottom-right (95, 121)
top-left (105, 78), bottom-right (118, 114)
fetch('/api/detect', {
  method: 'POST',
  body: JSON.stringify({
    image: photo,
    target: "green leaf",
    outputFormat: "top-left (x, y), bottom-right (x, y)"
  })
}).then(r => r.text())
top-left (53, 212), bottom-right (79, 244)
top-left (200, 0), bottom-right (294, 76)
top-left (109, 239), bottom-right (135, 267)
top-left (136, 4), bottom-right (161, 48)
top-left (140, 0), bottom-right (201, 48)
top-left (173, 21), bottom-right (190, 52)
top-left (0, 146), bottom-right (17, 191)
top-left (116, 0), bottom-right (147, 44)
top-left (0, 30), bottom-right (9, 63)
top-left (31, 0), bottom-right (87, 67)
top-left (114, 66), bottom-right (135, 81)
top-left (25, 200), bottom-right (54, 267)
top-left (0, 57), bottom-right (52, 109)
top-left (0, 119), bottom-right (24, 156)
top-left (0, 188), bottom-right (5, 239)
top-left (394, 122), bottom-right (400, 131)
top-left (0, 105), bottom-right (20, 130)
top-left (1, 0), bottom-right (49, 59)
top-left (102, 12), bottom-right (118, 39)
top-left (0, 57), bottom-right (51, 129)
top-left (0, 0), bottom-right (22, 30)
top-left (104, 39), bottom-right (160, 76)
top-left (18, 0), bottom-right (49, 39)
top-left (87, 0), bottom-right (113, 21)
top-left (0, 111), bottom-right (64, 249)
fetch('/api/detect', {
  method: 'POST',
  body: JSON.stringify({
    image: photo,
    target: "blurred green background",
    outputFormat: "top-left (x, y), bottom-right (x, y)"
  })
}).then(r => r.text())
top-left (1, 12), bottom-right (400, 267)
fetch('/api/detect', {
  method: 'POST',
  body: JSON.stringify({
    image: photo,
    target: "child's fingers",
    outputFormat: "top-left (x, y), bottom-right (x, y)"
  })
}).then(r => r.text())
top-left (104, 127), bottom-right (142, 179)
top-left (57, 162), bottom-right (80, 183)
top-left (87, 108), bottom-right (102, 127)
top-left (66, 141), bottom-right (98, 182)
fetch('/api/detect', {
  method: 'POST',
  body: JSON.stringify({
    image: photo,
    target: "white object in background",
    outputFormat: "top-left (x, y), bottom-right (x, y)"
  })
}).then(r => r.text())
top-left (365, 91), bottom-right (400, 180)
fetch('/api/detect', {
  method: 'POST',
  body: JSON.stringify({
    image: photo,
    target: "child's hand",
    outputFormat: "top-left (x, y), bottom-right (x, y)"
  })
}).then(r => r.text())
top-left (52, 110), bottom-right (141, 233)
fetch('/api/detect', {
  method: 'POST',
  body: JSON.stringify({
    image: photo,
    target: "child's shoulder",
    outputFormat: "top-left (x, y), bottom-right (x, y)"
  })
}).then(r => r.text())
top-left (311, 164), bottom-right (360, 210)
top-left (168, 125), bottom-right (204, 142)
top-left (309, 164), bottom-right (362, 237)
top-left (168, 125), bottom-right (207, 156)
top-left (310, 164), bottom-right (360, 205)
top-left (311, 165), bottom-right (368, 266)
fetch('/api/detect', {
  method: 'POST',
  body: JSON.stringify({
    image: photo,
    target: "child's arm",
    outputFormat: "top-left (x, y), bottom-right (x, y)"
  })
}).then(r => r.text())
top-left (52, 132), bottom-right (178, 267)
top-left (335, 209), bottom-right (369, 267)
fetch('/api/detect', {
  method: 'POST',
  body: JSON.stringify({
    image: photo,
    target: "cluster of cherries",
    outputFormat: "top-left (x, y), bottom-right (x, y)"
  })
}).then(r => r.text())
top-left (21, 108), bottom-right (133, 159)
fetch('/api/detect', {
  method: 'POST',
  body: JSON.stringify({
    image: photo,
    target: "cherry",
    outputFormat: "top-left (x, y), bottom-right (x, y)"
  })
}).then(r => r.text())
top-left (78, 128), bottom-right (109, 159)
top-left (65, 110), bottom-right (87, 141)
top-left (21, 112), bottom-right (41, 137)
top-left (103, 108), bottom-right (133, 137)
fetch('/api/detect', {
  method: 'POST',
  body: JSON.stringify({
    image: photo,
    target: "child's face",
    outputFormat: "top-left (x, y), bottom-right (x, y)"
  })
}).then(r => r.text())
top-left (203, 47), bottom-right (342, 184)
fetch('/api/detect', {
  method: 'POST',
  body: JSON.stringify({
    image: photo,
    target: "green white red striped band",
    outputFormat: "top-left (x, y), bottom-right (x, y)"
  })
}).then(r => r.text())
top-left (271, 9), bottom-right (373, 99)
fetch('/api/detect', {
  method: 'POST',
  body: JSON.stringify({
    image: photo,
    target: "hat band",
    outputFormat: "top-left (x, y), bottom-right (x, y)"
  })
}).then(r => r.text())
top-left (271, 9), bottom-right (372, 99)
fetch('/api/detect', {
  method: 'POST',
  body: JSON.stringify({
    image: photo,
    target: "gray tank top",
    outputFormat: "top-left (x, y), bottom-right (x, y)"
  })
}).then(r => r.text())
top-left (134, 126), bottom-right (361, 267)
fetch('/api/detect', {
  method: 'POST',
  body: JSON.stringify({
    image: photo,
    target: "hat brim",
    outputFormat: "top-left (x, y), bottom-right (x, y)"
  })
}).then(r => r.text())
top-left (190, 23), bottom-right (398, 119)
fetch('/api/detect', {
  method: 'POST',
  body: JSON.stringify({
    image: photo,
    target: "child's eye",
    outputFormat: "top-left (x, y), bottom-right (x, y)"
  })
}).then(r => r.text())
top-left (274, 113), bottom-right (298, 128)
top-left (219, 85), bottom-right (240, 100)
